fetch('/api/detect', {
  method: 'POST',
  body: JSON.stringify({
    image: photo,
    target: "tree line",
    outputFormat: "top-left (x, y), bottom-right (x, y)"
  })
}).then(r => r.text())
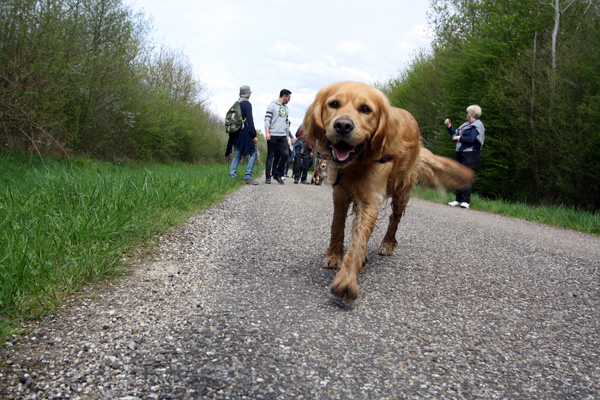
top-left (382, 0), bottom-right (599, 211)
top-left (0, 0), bottom-right (227, 162)
top-left (3, 0), bottom-right (598, 211)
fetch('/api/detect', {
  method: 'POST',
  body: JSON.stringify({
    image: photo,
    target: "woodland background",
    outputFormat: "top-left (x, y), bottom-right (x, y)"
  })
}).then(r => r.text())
top-left (382, 0), bottom-right (599, 211)
top-left (1, 0), bottom-right (599, 211)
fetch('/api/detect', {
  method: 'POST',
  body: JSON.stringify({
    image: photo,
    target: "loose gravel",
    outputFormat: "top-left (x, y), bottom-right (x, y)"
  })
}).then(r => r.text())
top-left (1, 176), bottom-right (599, 399)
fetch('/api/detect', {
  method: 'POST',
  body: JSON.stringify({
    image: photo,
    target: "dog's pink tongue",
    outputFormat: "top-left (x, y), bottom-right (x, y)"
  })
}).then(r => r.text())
top-left (333, 145), bottom-right (355, 161)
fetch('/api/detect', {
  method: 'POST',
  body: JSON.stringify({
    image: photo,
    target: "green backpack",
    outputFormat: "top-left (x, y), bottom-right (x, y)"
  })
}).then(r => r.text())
top-left (225, 99), bottom-right (247, 135)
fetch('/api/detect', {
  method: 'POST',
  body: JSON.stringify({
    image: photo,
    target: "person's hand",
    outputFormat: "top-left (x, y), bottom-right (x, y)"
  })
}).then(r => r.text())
top-left (452, 135), bottom-right (460, 141)
top-left (266, 133), bottom-right (271, 141)
top-left (253, 137), bottom-right (258, 143)
top-left (444, 118), bottom-right (451, 128)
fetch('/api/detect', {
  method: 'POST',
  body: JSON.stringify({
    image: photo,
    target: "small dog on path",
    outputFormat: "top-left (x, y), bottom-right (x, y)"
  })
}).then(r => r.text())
top-left (310, 157), bottom-right (328, 185)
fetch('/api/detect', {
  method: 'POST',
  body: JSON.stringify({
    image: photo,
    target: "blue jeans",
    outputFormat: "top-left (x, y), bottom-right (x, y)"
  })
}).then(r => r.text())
top-left (284, 147), bottom-right (295, 176)
top-left (229, 144), bottom-right (257, 180)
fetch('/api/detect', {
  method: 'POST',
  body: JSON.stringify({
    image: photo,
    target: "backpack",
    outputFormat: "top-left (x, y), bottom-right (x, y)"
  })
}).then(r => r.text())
top-left (225, 99), bottom-right (247, 135)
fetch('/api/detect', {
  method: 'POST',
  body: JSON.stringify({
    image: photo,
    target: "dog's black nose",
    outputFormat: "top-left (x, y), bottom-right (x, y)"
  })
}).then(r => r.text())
top-left (333, 118), bottom-right (355, 135)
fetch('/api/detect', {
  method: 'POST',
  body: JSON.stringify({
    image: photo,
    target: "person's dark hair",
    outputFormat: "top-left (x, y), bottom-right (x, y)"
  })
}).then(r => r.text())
top-left (280, 89), bottom-right (292, 97)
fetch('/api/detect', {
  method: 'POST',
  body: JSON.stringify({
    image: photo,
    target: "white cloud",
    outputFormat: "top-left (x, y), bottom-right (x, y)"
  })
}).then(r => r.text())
top-left (395, 40), bottom-right (413, 54)
top-left (200, 63), bottom-right (235, 91)
top-left (337, 40), bottom-right (366, 55)
top-left (271, 41), bottom-right (301, 57)
top-left (131, 0), bottom-right (433, 128)
top-left (395, 24), bottom-right (430, 54)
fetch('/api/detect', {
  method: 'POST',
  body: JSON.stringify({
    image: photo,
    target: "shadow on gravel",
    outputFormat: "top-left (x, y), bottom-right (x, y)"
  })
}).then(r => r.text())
top-left (328, 297), bottom-right (355, 310)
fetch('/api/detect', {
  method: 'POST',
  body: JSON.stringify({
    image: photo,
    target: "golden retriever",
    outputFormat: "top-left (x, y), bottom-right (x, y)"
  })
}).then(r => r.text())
top-left (310, 157), bottom-right (328, 185)
top-left (303, 81), bottom-right (473, 302)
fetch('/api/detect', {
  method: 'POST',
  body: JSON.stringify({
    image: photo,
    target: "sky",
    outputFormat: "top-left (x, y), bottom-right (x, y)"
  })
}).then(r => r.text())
top-left (128, 0), bottom-right (433, 133)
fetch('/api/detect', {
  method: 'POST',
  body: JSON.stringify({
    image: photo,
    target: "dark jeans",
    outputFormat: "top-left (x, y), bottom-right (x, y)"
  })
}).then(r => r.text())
top-left (266, 136), bottom-right (289, 179)
top-left (455, 151), bottom-right (481, 204)
top-left (294, 154), bottom-right (313, 182)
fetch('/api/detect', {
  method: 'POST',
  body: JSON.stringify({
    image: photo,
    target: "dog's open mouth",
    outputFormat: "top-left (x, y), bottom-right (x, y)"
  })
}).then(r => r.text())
top-left (328, 142), bottom-right (363, 165)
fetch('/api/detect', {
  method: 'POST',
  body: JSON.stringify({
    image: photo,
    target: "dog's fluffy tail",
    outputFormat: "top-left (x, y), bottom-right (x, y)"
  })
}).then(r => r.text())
top-left (418, 147), bottom-right (474, 190)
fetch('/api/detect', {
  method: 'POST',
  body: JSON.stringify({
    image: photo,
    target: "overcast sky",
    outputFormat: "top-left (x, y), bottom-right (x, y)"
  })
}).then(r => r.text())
top-left (129, 0), bottom-right (433, 133)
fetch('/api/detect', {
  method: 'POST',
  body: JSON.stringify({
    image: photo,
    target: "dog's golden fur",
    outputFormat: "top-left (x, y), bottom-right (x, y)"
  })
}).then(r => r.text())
top-left (303, 81), bottom-right (473, 301)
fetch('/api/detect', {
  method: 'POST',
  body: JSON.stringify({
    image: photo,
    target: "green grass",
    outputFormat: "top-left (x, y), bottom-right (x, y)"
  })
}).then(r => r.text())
top-left (2, 153), bottom-right (597, 340)
top-left (0, 153), bottom-right (260, 339)
top-left (412, 186), bottom-right (600, 235)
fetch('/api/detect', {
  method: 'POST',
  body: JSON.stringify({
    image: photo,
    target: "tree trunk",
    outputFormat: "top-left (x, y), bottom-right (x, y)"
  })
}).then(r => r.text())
top-left (530, 30), bottom-right (541, 190)
top-left (549, 0), bottom-right (560, 130)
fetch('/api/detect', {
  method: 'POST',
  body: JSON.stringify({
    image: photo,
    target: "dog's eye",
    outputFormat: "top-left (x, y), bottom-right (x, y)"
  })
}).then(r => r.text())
top-left (359, 105), bottom-right (372, 114)
top-left (328, 101), bottom-right (340, 109)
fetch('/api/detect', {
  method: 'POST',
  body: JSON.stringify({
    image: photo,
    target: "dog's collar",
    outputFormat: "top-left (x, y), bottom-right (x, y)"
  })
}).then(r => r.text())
top-left (332, 155), bottom-right (398, 187)
top-left (332, 171), bottom-right (344, 186)
top-left (378, 154), bottom-right (397, 164)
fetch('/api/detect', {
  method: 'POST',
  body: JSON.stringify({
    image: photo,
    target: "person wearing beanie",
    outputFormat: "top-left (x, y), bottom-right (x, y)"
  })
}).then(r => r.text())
top-left (229, 85), bottom-right (258, 185)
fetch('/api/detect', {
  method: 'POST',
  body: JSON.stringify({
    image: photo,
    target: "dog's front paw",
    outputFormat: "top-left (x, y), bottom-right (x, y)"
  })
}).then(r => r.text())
top-left (378, 240), bottom-right (396, 256)
top-left (323, 255), bottom-right (342, 269)
top-left (331, 269), bottom-right (359, 302)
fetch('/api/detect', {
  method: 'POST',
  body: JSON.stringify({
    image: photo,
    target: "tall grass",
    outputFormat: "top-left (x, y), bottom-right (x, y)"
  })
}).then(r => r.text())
top-left (412, 186), bottom-right (600, 235)
top-left (0, 153), bottom-right (258, 338)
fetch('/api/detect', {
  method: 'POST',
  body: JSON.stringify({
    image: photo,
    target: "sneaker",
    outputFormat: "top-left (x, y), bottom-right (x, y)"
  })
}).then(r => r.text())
top-left (301, 180), bottom-right (308, 184)
top-left (265, 178), bottom-right (271, 184)
top-left (294, 179), bottom-right (299, 184)
top-left (282, 176), bottom-right (286, 180)
top-left (460, 202), bottom-right (470, 209)
top-left (244, 179), bottom-right (258, 185)
top-left (274, 176), bottom-right (285, 185)
top-left (448, 201), bottom-right (460, 207)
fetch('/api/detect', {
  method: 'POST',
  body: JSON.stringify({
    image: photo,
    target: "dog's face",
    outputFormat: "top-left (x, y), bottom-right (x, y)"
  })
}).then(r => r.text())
top-left (303, 81), bottom-right (402, 167)
top-left (318, 159), bottom-right (328, 175)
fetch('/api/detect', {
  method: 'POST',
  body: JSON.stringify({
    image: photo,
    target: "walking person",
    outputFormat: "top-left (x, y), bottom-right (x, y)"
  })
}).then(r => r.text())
top-left (264, 89), bottom-right (292, 184)
top-left (228, 85), bottom-right (258, 185)
top-left (444, 105), bottom-right (485, 208)
top-left (283, 121), bottom-right (296, 178)
top-left (273, 121), bottom-right (295, 180)
top-left (292, 125), bottom-right (313, 184)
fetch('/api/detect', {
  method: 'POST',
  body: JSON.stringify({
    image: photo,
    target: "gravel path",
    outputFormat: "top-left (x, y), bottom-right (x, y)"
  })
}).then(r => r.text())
top-left (1, 176), bottom-right (599, 399)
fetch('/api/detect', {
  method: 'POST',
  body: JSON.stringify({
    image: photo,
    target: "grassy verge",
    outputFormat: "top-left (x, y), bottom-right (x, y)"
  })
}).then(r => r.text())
top-left (412, 186), bottom-right (600, 235)
top-left (0, 153), bottom-right (260, 339)
top-left (2, 154), bottom-right (596, 340)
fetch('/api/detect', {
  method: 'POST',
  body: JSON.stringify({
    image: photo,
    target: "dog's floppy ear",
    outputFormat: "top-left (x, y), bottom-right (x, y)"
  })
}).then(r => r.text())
top-left (369, 93), bottom-right (402, 159)
top-left (303, 88), bottom-right (327, 153)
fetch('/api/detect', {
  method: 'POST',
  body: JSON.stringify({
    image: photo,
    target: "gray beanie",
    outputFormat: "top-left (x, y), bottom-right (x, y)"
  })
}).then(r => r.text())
top-left (239, 85), bottom-right (252, 95)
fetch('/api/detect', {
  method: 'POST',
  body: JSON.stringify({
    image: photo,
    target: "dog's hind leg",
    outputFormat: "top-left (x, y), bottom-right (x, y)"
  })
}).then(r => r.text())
top-left (378, 182), bottom-right (412, 256)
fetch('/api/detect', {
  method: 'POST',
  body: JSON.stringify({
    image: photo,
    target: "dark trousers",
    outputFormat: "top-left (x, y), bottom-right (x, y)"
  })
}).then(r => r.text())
top-left (293, 154), bottom-right (313, 181)
top-left (455, 151), bottom-right (481, 204)
top-left (266, 136), bottom-right (289, 179)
